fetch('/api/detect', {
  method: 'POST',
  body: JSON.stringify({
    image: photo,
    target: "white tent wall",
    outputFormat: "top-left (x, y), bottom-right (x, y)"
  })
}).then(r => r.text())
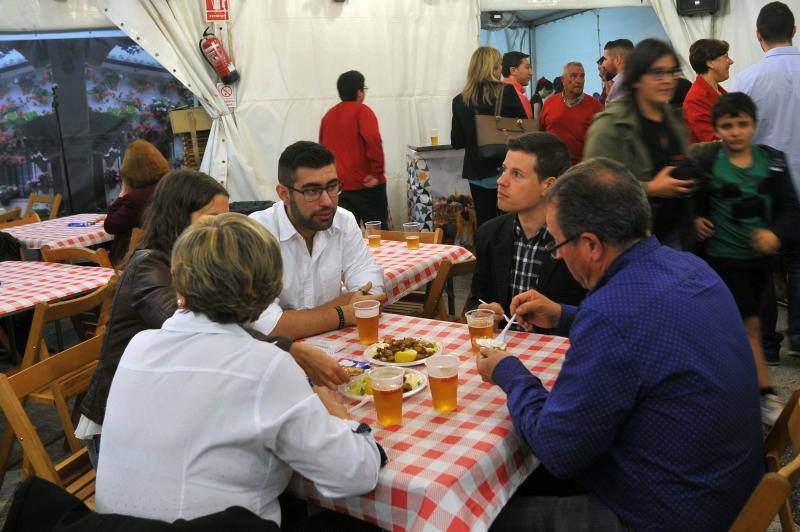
top-left (93, 1), bottom-right (480, 224)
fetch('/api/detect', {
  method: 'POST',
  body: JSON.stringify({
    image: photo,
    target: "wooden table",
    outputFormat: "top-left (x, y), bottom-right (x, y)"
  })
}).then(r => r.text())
top-left (292, 314), bottom-right (568, 531)
top-left (368, 240), bottom-right (473, 304)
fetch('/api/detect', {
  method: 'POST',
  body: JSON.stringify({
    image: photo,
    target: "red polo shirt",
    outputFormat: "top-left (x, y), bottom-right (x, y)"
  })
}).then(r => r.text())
top-left (319, 101), bottom-right (385, 191)
top-left (683, 75), bottom-right (727, 144)
top-left (539, 93), bottom-right (604, 165)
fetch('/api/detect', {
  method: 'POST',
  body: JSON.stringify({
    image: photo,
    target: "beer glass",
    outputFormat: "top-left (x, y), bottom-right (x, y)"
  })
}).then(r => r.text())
top-left (371, 367), bottom-right (404, 426)
top-left (466, 309), bottom-right (495, 355)
top-left (403, 222), bottom-right (421, 250)
top-left (425, 355), bottom-right (459, 413)
top-left (430, 128), bottom-right (439, 146)
top-left (353, 300), bottom-right (380, 345)
top-left (365, 220), bottom-right (382, 248)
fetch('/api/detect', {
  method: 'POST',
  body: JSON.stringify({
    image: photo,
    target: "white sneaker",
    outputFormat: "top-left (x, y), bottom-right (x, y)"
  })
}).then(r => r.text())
top-left (761, 394), bottom-right (784, 426)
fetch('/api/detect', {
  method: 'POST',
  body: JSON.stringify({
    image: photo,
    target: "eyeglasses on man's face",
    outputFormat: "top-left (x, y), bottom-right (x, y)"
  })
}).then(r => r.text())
top-left (644, 67), bottom-right (682, 80)
top-left (286, 180), bottom-right (343, 202)
top-left (544, 235), bottom-right (578, 259)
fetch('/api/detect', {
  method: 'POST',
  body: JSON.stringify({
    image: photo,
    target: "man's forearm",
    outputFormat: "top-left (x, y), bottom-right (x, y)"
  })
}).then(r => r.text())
top-left (270, 308), bottom-right (343, 340)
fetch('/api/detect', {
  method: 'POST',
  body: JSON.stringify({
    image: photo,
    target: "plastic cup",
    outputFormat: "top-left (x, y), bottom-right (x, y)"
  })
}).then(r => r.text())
top-left (430, 128), bottom-right (439, 146)
top-left (466, 309), bottom-right (495, 355)
top-left (365, 220), bottom-right (382, 248)
top-left (353, 300), bottom-right (380, 345)
top-left (370, 367), bottom-right (404, 426)
top-left (403, 222), bottom-right (421, 250)
top-left (425, 355), bottom-right (459, 413)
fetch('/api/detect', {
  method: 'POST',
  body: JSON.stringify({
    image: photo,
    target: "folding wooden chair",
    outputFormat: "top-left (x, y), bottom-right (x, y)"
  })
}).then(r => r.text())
top-left (384, 258), bottom-right (476, 320)
top-left (0, 207), bottom-right (21, 224)
top-left (731, 388), bottom-right (800, 531)
top-left (25, 193), bottom-right (62, 220)
top-left (40, 245), bottom-right (113, 269)
top-left (0, 335), bottom-right (104, 508)
top-left (0, 276), bottom-right (117, 488)
top-left (0, 213), bottom-right (40, 230)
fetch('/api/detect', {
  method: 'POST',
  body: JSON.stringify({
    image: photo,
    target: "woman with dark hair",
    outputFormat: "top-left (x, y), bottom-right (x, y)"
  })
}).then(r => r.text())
top-left (683, 39), bottom-right (734, 143)
top-left (584, 38), bottom-right (696, 249)
top-left (531, 77), bottom-right (554, 121)
top-left (451, 46), bottom-right (527, 228)
top-left (78, 170), bottom-right (347, 463)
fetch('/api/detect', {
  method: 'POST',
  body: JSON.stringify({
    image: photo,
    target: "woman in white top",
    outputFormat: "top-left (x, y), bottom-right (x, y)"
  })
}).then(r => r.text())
top-left (96, 213), bottom-right (383, 526)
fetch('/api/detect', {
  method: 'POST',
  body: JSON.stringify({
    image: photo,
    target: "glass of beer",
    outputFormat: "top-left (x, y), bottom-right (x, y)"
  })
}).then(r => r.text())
top-left (353, 300), bottom-right (380, 345)
top-left (466, 309), bottom-right (495, 355)
top-left (425, 355), bottom-right (459, 413)
top-left (370, 367), bottom-right (404, 426)
top-left (365, 220), bottom-right (382, 248)
top-left (403, 222), bottom-right (421, 250)
top-left (430, 128), bottom-right (439, 146)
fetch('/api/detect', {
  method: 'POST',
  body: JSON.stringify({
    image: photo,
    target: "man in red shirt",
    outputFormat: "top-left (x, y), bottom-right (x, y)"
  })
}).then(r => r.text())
top-left (319, 70), bottom-right (388, 227)
top-left (539, 62), bottom-right (604, 166)
top-left (502, 51), bottom-right (533, 119)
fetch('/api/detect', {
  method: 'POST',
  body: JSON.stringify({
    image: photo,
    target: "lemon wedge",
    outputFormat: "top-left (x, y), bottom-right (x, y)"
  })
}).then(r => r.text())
top-left (395, 350), bottom-right (418, 363)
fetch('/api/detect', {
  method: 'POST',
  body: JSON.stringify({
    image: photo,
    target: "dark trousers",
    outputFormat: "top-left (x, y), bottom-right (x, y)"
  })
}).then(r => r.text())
top-left (338, 184), bottom-right (389, 229)
top-left (469, 183), bottom-right (503, 229)
top-left (761, 249), bottom-right (800, 354)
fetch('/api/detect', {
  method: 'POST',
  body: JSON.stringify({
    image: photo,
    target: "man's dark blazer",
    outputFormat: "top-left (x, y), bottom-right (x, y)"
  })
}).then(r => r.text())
top-left (466, 213), bottom-right (586, 334)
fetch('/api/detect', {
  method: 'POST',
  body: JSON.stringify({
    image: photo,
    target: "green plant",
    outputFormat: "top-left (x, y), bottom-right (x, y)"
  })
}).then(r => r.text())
top-left (0, 184), bottom-right (19, 205)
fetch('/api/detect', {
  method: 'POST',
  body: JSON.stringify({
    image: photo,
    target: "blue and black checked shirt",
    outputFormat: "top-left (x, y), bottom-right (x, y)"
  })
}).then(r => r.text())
top-left (494, 237), bottom-right (764, 531)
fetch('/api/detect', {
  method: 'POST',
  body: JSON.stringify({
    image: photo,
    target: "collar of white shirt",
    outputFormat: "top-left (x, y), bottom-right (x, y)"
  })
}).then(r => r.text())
top-left (161, 309), bottom-right (253, 338)
top-left (765, 45), bottom-right (800, 58)
top-left (272, 200), bottom-right (347, 243)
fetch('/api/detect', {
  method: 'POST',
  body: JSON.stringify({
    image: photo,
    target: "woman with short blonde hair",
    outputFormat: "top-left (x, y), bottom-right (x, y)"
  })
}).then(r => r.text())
top-left (97, 212), bottom-right (383, 525)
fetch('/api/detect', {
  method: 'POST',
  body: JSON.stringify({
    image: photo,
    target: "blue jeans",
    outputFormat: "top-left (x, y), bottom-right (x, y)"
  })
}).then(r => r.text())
top-left (761, 250), bottom-right (800, 353)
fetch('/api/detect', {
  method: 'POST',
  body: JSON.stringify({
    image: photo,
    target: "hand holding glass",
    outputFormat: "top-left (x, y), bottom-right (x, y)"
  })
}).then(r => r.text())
top-left (466, 309), bottom-right (495, 355)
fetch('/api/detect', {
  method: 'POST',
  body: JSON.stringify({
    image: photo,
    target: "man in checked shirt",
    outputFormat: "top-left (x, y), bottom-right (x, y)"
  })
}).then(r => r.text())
top-left (465, 132), bottom-right (585, 334)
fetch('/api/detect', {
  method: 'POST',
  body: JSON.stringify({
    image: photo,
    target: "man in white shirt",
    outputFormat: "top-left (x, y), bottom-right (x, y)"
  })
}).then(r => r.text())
top-left (252, 141), bottom-right (386, 338)
top-left (732, 1), bottom-right (800, 363)
top-left (603, 39), bottom-right (633, 104)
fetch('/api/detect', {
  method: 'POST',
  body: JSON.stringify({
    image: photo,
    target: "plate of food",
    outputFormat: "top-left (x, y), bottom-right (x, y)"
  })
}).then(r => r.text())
top-left (340, 368), bottom-right (427, 401)
top-left (364, 337), bottom-right (442, 366)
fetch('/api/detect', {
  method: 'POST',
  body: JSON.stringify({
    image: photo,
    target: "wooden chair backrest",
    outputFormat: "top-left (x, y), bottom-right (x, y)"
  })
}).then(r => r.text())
top-left (421, 258), bottom-right (476, 319)
top-left (25, 193), bottom-right (62, 220)
top-left (0, 207), bottom-right (21, 224)
top-left (0, 213), bottom-right (40, 230)
top-left (0, 335), bottom-right (103, 485)
top-left (379, 228), bottom-right (443, 244)
top-left (40, 245), bottom-right (113, 269)
top-left (20, 275), bottom-right (117, 369)
top-left (730, 388), bottom-right (800, 531)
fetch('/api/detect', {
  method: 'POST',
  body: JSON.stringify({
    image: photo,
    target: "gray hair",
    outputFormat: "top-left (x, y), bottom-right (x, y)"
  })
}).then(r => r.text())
top-left (545, 157), bottom-right (651, 248)
top-left (563, 61), bottom-right (584, 71)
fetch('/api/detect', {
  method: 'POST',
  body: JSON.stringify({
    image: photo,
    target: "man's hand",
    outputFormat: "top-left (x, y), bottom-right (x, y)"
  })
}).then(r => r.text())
top-left (314, 386), bottom-right (351, 420)
top-left (362, 175), bottom-right (380, 189)
top-left (478, 302), bottom-right (505, 325)
top-left (751, 229), bottom-right (781, 255)
top-left (94, 214), bottom-right (108, 223)
top-left (645, 166), bottom-right (696, 198)
top-left (348, 282), bottom-right (388, 306)
top-left (510, 290), bottom-right (562, 331)
top-left (694, 217), bottom-right (715, 241)
top-left (291, 343), bottom-right (349, 390)
top-left (476, 347), bottom-right (512, 384)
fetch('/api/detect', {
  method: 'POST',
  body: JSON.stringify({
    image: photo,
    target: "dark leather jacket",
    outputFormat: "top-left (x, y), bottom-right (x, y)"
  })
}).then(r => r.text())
top-left (81, 249), bottom-right (176, 425)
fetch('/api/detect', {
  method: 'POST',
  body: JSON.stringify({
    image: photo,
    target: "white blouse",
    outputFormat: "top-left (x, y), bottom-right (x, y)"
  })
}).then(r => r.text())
top-left (96, 310), bottom-right (381, 525)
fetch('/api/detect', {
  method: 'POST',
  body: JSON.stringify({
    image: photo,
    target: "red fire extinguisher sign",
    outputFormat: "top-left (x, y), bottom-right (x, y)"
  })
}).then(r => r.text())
top-left (205, 0), bottom-right (229, 22)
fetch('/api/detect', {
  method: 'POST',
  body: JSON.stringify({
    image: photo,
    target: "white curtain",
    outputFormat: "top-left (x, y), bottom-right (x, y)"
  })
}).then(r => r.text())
top-left (96, 0), bottom-right (480, 215)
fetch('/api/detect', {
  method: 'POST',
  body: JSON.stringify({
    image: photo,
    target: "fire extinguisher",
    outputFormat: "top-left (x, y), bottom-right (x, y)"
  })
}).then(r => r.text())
top-left (199, 26), bottom-right (240, 84)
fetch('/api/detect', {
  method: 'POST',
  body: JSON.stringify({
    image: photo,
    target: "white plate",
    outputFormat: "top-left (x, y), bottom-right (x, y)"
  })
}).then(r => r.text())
top-left (364, 340), bottom-right (442, 367)
top-left (340, 368), bottom-right (428, 402)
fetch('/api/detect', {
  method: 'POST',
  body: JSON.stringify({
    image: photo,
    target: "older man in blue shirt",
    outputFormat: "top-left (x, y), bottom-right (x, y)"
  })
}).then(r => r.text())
top-left (479, 158), bottom-right (764, 531)
top-left (732, 1), bottom-right (800, 365)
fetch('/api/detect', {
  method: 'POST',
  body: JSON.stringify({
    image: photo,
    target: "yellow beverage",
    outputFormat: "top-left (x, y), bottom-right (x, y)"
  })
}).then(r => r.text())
top-left (429, 374), bottom-right (458, 413)
top-left (373, 386), bottom-right (403, 426)
top-left (430, 135), bottom-right (439, 146)
top-left (368, 234), bottom-right (382, 248)
top-left (469, 322), bottom-right (495, 355)
top-left (354, 301), bottom-right (380, 345)
top-left (406, 235), bottom-right (420, 250)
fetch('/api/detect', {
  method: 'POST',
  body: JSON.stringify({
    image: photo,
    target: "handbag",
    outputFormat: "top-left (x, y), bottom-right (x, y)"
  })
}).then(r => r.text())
top-left (474, 87), bottom-right (538, 160)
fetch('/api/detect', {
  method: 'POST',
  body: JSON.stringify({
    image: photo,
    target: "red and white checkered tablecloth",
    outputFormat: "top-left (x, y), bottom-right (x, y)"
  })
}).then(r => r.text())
top-left (369, 240), bottom-right (473, 304)
top-left (1, 213), bottom-right (112, 250)
top-left (0, 261), bottom-right (115, 317)
top-left (291, 314), bottom-right (568, 531)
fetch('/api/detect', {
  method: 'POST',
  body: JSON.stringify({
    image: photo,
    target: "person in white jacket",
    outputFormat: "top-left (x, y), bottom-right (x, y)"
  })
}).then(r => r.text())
top-left (96, 213), bottom-right (384, 526)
